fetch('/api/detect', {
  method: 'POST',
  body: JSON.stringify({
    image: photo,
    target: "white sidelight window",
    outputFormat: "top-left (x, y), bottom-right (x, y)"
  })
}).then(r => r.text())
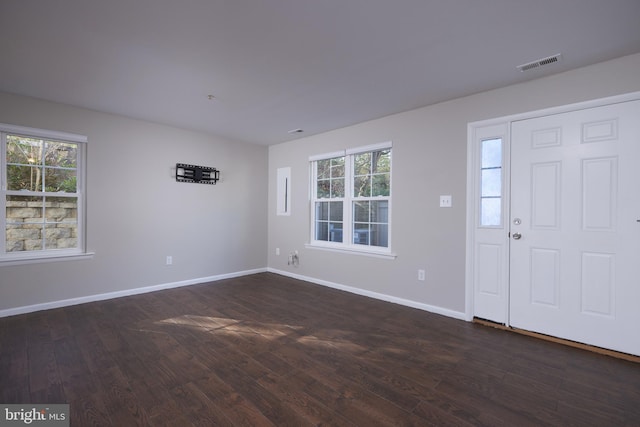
top-left (310, 142), bottom-right (392, 255)
top-left (1, 123), bottom-right (89, 264)
top-left (479, 137), bottom-right (503, 227)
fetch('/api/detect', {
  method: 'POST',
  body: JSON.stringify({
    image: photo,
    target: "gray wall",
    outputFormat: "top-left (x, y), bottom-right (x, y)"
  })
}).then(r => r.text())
top-left (267, 53), bottom-right (640, 316)
top-left (0, 92), bottom-right (268, 312)
top-left (3, 53), bottom-right (639, 317)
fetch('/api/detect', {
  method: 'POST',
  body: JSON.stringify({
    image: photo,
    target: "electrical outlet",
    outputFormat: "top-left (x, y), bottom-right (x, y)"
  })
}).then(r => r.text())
top-left (418, 269), bottom-right (425, 281)
top-left (440, 195), bottom-right (452, 208)
top-left (166, 256), bottom-right (173, 265)
top-left (276, 248), bottom-right (280, 255)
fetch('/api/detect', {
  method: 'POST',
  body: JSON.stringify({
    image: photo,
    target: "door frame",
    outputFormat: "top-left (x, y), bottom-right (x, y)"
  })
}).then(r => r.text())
top-left (465, 90), bottom-right (640, 323)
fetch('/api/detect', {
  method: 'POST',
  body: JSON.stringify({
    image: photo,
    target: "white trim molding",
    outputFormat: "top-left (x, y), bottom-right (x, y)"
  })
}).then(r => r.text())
top-left (269, 268), bottom-right (467, 321)
top-left (0, 122), bottom-right (87, 143)
top-left (0, 267), bottom-right (267, 318)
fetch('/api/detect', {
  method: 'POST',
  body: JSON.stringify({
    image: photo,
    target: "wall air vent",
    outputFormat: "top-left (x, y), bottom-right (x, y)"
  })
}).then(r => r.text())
top-left (517, 53), bottom-right (562, 72)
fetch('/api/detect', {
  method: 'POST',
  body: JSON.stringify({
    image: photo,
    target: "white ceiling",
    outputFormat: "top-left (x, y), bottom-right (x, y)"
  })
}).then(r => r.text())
top-left (1, 1), bottom-right (640, 145)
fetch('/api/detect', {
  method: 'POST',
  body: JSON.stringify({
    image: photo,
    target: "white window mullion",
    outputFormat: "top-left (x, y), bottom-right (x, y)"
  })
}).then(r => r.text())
top-left (77, 142), bottom-right (86, 253)
top-left (1, 132), bottom-right (6, 254)
top-left (344, 154), bottom-right (353, 246)
top-left (309, 161), bottom-right (316, 243)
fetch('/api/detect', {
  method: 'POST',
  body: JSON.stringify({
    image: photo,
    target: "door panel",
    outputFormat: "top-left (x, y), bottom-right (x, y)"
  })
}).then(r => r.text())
top-left (471, 123), bottom-right (509, 324)
top-left (531, 162), bottom-right (561, 229)
top-left (510, 100), bottom-right (640, 356)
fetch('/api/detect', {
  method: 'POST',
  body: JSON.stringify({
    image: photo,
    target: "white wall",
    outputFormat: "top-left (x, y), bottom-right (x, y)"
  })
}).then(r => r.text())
top-left (267, 53), bottom-right (640, 316)
top-left (0, 92), bottom-right (268, 313)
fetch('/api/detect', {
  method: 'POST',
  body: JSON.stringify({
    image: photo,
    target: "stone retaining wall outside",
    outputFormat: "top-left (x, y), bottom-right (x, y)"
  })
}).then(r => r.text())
top-left (6, 200), bottom-right (77, 251)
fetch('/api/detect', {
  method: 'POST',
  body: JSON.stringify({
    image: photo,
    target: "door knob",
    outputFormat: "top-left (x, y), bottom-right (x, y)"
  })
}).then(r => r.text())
top-left (512, 232), bottom-right (522, 240)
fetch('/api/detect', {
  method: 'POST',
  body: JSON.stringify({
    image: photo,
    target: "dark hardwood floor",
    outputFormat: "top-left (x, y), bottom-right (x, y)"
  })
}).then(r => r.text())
top-left (1, 272), bottom-right (639, 426)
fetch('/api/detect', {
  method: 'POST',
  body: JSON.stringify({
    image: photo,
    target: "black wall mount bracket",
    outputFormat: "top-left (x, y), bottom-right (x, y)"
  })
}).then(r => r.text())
top-left (175, 163), bottom-right (220, 185)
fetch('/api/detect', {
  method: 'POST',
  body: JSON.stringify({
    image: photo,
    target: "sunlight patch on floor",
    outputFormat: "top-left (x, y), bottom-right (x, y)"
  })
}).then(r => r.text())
top-left (154, 315), bottom-right (304, 340)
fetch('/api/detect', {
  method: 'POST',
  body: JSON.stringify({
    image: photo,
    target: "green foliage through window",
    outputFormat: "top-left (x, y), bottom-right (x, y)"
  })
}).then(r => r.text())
top-left (6, 135), bottom-right (77, 193)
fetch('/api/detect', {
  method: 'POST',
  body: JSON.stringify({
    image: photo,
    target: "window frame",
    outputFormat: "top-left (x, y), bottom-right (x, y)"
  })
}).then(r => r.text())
top-left (1, 123), bottom-right (91, 266)
top-left (307, 142), bottom-right (395, 258)
top-left (478, 137), bottom-right (504, 229)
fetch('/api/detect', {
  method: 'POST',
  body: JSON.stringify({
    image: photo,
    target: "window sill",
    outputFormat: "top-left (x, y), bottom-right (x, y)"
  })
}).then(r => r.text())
top-left (305, 243), bottom-right (397, 259)
top-left (0, 252), bottom-right (95, 267)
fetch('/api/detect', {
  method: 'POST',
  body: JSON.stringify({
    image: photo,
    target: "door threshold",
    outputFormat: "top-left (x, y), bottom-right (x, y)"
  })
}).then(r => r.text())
top-left (473, 317), bottom-right (640, 364)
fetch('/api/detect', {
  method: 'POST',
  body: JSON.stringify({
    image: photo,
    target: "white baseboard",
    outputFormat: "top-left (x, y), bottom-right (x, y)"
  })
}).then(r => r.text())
top-left (0, 267), bottom-right (267, 318)
top-left (2, 267), bottom-right (466, 322)
top-left (268, 268), bottom-right (467, 321)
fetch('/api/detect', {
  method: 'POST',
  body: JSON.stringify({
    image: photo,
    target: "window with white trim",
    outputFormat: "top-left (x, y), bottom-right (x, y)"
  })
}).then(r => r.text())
top-left (1, 124), bottom-right (87, 263)
top-left (310, 143), bottom-right (392, 253)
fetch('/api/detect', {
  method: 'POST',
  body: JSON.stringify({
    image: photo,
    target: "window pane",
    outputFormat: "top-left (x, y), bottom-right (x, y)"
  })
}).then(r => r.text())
top-left (370, 200), bottom-right (388, 223)
top-left (482, 138), bottom-right (502, 168)
top-left (316, 157), bottom-right (345, 199)
top-left (372, 174), bottom-right (390, 197)
top-left (316, 202), bottom-right (343, 242)
top-left (317, 160), bottom-right (330, 179)
top-left (354, 150), bottom-right (391, 198)
top-left (317, 179), bottom-right (330, 198)
top-left (6, 135), bottom-right (42, 165)
top-left (354, 176), bottom-right (370, 198)
top-left (5, 196), bottom-right (78, 251)
top-left (45, 168), bottom-right (77, 192)
top-left (480, 138), bottom-right (502, 226)
top-left (353, 200), bottom-right (389, 247)
top-left (481, 198), bottom-right (501, 226)
top-left (331, 178), bottom-right (345, 198)
top-left (6, 195), bottom-right (43, 224)
top-left (329, 222), bottom-right (343, 242)
top-left (315, 221), bottom-right (329, 241)
top-left (353, 223), bottom-right (369, 245)
top-left (481, 168), bottom-right (501, 197)
top-left (6, 222), bottom-right (43, 252)
top-left (7, 164), bottom-right (42, 191)
top-left (316, 202), bottom-right (328, 221)
top-left (45, 222), bottom-right (77, 250)
top-left (354, 201), bottom-right (369, 222)
top-left (7, 137), bottom-right (77, 193)
top-left (354, 152), bottom-right (371, 176)
top-left (329, 201), bottom-right (343, 221)
top-left (331, 157), bottom-right (345, 177)
top-left (45, 141), bottom-right (77, 168)
top-left (45, 196), bottom-right (78, 223)
top-left (6, 195), bottom-right (45, 251)
top-left (370, 223), bottom-right (388, 247)
top-left (373, 149), bottom-right (391, 173)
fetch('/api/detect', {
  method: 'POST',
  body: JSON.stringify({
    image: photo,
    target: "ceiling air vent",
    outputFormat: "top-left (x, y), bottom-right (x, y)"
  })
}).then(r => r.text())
top-left (517, 53), bottom-right (562, 72)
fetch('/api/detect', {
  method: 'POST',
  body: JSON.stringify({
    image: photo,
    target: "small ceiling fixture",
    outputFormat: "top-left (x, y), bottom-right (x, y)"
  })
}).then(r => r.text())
top-left (288, 128), bottom-right (304, 134)
top-left (207, 94), bottom-right (215, 100)
top-left (517, 53), bottom-right (562, 72)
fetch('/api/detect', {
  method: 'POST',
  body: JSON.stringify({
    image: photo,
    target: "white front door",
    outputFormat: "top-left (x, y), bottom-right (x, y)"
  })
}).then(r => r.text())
top-left (509, 100), bottom-right (640, 356)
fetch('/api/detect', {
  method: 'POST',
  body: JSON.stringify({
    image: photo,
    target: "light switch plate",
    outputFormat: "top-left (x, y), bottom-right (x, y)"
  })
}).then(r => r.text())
top-left (440, 195), bottom-right (452, 208)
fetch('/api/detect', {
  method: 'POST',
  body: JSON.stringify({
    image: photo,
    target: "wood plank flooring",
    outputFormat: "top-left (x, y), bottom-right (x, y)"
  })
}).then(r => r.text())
top-left (1, 272), bottom-right (639, 426)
